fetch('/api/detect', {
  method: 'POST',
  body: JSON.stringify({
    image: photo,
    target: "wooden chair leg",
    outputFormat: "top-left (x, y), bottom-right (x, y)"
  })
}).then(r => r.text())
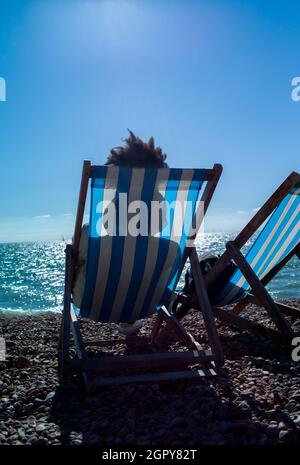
top-left (247, 293), bottom-right (300, 320)
top-left (226, 241), bottom-right (295, 343)
top-left (58, 312), bottom-right (70, 381)
top-left (58, 315), bottom-right (65, 350)
top-left (150, 313), bottom-right (164, 344)
top-left (59, 245), bottom-right (73, 380)
top-left (231, 298), bottom-right (250, 315)
top-left (159, 307), bottom-right (201, 351)
top-left (212, 306), bottom-right (283, 343)
top-left (70, 307), bottom-right (91, 394)
top-left (187, 295), bottom-right (284, 343)
top-left (190, 248), bottom-right (224, 365)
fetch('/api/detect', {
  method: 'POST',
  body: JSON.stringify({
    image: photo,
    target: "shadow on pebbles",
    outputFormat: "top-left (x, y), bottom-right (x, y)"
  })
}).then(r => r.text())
top-left (1, 300), bottom-right (300, 445)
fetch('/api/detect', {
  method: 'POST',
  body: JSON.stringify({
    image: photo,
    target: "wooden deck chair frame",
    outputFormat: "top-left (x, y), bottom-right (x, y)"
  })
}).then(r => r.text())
top-left (184, 171), bottom-right (300, 344)
top-left (58, 161), bottom-right (224, 391)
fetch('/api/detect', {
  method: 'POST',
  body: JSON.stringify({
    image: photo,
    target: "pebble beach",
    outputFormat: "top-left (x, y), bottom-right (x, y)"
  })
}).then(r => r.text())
top-left (1, 300), bottom-right (300, 446)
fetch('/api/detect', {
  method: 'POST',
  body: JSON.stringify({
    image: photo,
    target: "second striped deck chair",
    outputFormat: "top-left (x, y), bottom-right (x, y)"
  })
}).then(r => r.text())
top-left (182, 171), bottom-right (300, 344)
top-left (59, 160), bottom-right (224, 390)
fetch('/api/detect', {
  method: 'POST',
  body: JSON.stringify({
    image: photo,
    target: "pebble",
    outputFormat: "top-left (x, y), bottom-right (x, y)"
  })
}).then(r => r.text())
top-left (265, 424), bottom-right (278, 437)
top-left (36, 423), bottom-right (46, 432)
top-left (27, 416), bottom-right (37, 427)
top-left (291, 391), bottom-right (300, 402)
top-left (45, 391), bottom-right (56, 402)
top-left (278, 421), bottom-right (287, 430)
top-left (279, 430), bottom-right (290, 441)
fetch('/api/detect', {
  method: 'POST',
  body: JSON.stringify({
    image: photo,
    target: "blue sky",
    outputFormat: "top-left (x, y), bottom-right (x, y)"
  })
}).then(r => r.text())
top-left (0, 0), bottom-right (299, 242)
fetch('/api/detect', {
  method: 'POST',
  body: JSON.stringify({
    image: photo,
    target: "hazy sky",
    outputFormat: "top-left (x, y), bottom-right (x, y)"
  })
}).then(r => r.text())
top-left (0, 0), bottom-right (299, 242)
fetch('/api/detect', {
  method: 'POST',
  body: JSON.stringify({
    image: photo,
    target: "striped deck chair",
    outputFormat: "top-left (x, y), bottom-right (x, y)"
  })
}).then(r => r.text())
top-left (180, 171), bottom-right (300, 344)
top-left (59, 160), bottom-right (224, 390)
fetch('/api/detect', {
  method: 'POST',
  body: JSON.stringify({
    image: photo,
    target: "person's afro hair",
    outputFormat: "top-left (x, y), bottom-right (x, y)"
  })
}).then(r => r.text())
top-left (106, 130), bottom-right (168, 168)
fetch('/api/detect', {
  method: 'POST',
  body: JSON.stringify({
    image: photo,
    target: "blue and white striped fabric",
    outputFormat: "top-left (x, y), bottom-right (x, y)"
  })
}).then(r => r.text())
top-left (79, 165), bottom-right (206, 323)
top-left (212, 184), bottom-right (300, 307)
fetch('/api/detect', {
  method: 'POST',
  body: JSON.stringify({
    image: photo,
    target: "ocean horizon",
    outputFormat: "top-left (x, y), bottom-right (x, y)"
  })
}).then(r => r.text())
top-left (0, 232), bottom-right (299, 316)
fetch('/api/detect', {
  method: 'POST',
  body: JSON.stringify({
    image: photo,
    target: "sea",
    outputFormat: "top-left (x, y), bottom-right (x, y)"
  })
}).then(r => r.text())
top-left (0, 233), bottom-right (299, 316)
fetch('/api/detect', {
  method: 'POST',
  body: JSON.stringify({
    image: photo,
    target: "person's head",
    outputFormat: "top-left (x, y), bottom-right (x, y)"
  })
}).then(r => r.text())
top-left (105, 130), bottom-right (168, 168)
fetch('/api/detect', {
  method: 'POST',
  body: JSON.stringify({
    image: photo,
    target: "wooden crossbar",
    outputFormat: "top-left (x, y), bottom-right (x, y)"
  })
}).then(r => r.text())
top-left (84, 335), bottom-right (150, 347)
top-left (93, 368), bottom-right (217, 388)
top-left (67, 350), bottom-right (215, 372)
